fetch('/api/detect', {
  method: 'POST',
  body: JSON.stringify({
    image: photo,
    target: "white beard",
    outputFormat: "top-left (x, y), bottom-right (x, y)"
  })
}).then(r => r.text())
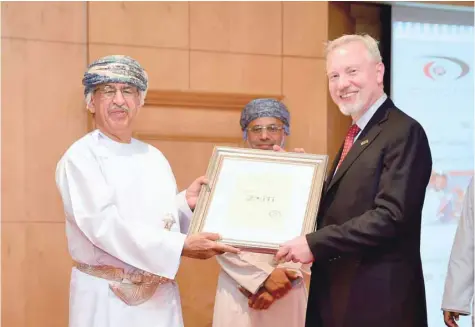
top-left (339, 104), bottom-right (359, 116)
top-left (338, 95), bottom-right (365, 116)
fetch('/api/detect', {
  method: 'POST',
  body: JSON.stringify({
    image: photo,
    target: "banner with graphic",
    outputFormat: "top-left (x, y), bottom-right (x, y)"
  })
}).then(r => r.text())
top-left (392, 16), bottom-right (474, 327)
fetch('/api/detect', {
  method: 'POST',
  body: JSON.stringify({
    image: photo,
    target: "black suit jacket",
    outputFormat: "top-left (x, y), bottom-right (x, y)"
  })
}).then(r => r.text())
top-left (305, 98), bottom-right (432, 327)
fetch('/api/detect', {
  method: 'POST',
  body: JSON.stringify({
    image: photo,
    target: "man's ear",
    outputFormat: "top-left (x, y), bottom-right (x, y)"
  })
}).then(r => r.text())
top-left (376, 62), bottom-right (385, 84)
top-left (87, 99), bottom-right (96, 114)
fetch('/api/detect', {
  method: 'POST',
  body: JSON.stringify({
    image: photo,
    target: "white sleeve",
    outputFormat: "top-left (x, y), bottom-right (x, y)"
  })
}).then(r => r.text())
top-left (56, 151), bottom-right (186, 280)
top-left (442, 179), bottom-right (474, 315)
top-left (217, 253), bottom-right (274, 294)
top-left (277, 261), bottom-right (311, 276)
top-left (176, 190), bottom-right (193, 233)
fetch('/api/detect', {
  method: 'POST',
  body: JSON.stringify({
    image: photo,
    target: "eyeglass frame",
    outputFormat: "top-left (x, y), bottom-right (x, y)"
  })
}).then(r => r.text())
top-left (93, 84), bottom-right (139, 100)
top-left (246, 124), bottom-right (286, 135)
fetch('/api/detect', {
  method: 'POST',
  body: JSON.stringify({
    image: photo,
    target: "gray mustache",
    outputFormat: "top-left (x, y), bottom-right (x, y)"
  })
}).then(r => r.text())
top-left (111, 105), bottom-right (130, 113)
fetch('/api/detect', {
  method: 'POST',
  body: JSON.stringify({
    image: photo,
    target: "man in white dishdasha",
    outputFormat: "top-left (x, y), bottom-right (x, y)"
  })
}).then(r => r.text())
top-left (56, 55), bottom-right (238, 327)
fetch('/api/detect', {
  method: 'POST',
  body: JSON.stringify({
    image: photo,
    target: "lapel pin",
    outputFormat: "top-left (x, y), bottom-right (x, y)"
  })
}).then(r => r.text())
top-left (360, 140), bottom-right (369, 146)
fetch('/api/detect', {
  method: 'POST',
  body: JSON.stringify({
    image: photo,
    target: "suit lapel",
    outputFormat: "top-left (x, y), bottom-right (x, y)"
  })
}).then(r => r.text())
top-left (325, 98), bottom-right (393, 193)
top-left (323, 146), bottom-right (343, 194)
top-left (327, 126), bottom-right (381, 191)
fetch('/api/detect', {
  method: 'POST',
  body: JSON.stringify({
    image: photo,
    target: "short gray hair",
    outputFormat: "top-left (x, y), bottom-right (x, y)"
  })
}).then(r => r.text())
top-left (325, 34), bottom-right (382, 63)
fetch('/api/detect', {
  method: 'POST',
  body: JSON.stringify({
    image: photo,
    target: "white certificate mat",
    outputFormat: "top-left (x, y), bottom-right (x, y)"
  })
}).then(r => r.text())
top-left (203, 157), bottom-right (314, 244)
top-left (189, 146), bottom-right (328, 253)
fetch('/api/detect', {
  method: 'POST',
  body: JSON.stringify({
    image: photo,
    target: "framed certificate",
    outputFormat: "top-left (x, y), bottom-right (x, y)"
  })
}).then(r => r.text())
top-left (188, 146), bottom-right (328, 253)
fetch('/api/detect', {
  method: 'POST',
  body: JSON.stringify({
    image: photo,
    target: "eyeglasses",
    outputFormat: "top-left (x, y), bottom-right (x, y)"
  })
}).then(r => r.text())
top-left (247, 124), bottom-right (284, 135)
top-left (94, 85), bottom-right (138, 100)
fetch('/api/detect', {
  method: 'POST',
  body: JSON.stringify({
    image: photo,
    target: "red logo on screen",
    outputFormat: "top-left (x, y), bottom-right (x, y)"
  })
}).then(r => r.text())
top-left (423, 56), bottom-right (470, 80)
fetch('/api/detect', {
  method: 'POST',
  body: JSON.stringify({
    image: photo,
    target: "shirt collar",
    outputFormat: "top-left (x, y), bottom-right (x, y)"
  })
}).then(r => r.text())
top-left (355, 93), bottom-right (387, 131)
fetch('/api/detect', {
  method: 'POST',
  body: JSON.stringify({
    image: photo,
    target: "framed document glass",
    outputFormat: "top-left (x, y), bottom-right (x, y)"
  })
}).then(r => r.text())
top-left (189, 146), bottom-right (328, 253)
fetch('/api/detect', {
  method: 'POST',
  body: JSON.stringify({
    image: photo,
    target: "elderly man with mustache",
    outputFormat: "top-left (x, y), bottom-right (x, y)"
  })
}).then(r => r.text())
top-left (55, 55), bottom-right (238, 327)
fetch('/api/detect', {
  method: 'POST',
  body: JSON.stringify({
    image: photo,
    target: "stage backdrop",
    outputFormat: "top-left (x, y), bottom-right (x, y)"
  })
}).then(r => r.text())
top-left (392, 4), bottom-right (474, 327)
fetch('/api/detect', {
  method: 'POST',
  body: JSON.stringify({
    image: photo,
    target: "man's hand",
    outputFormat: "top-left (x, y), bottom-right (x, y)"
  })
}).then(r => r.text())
top-left (443, 311), bottom-right (461, 327)
top-left (182, 232), bottom-right (239, 259)
top-left (248, 288), bottom-right (275, 310)
top-left (185, 176), bottom-right (209, 210)
top-left (238, 286), bottom-right (275, 310)
top-left (275, 236), bottom-right (314, 264)
top-left (263, 268), bottom-right (300, 299)
top-left (272, 145), bottom-right (306, 153)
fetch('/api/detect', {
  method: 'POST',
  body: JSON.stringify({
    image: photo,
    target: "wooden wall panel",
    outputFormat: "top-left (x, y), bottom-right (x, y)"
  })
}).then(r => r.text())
top-left (190, 51), bottom-right (282, 94)
top-left (2, 223), bottom-right (71, 327)
top-left (1, 39), bottom-right (87, 223)
top-left (282, 57), bottom-right (328, 154)
top-left (351, 3), bottom-right (382, 40)
top-left (190, 2), bottom-right (282, 55)
top-left (283, 1), bottom-right (328, 58)
top-left (88, 2), bottom-right (189, 48)
top-left (136, 107), bottom-right (242, 139)
top-left (1, 2), bottom-right (87, 43)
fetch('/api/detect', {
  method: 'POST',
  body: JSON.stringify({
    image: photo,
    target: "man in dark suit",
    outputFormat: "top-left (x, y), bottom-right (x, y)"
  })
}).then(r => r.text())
top-left (275, 34), bottom-right (432, 327)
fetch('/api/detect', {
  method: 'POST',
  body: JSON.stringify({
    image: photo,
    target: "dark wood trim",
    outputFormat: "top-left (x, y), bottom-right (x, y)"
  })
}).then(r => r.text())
top-left (133, 132), bottom-right (242, 144)
top-left (145, 89), bottom-right (283, 110)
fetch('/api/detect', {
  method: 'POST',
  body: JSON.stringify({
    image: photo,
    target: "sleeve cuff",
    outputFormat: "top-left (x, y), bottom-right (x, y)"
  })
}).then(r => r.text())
top-left (441, 307), bottom-right (471, 315)
top-left (242, 271), bottom-right (271, 295)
